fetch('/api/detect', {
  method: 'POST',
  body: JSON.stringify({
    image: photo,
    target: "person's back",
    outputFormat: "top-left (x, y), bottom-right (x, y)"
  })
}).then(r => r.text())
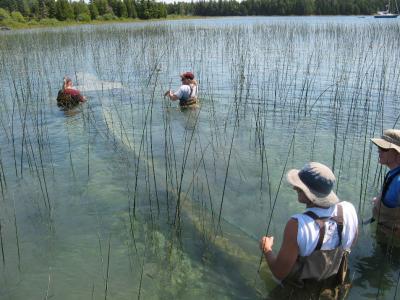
top-left (176, 83), bottom-right (197, 105)
top-left (260, 162), bottom-right (358, 299)
top-left (293, 202), bottom-right (357, 256)
top-left (287, 201), bottom-right (357, 287)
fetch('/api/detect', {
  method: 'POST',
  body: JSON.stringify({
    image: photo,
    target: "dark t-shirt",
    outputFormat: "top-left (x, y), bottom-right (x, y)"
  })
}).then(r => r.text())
top-left (57, 88), bottom-right (85, 109)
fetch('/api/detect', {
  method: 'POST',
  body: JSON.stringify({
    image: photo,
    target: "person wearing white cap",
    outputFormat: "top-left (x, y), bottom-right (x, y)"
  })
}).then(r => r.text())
top-left (371, 129), bottom-right (400, 239)
top-left (164, 72), bottom-right (198, 107)
top-left (259, 162), bottom-right (358, 295)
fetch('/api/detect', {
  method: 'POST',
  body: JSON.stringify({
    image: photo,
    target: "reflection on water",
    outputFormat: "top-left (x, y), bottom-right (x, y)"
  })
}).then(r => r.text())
top-left (0, 16), bottom-right (400, 299)
top-left (352, 228), bottom-right (400, 299)
top-left (178, 106), bottom-right (201, 130)
top-left (61, 106), bottom-right (83, 117)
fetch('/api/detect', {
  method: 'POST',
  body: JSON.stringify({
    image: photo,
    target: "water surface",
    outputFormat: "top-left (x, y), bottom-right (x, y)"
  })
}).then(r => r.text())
top-left (0, 16), bottom-right (400, 299)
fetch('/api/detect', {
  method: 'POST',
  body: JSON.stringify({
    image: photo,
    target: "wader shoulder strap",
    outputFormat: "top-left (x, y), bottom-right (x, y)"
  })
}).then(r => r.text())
top-left (331, 204), bottom-right (344, 246)
top-left (303, 211), bottom-right (328, 251)
top-left (189, 85), bottom-right (193, 97)
top-left (178, 85), bottom-right (193, 101)
top-left (303, 204), bottom-right (344, 250)
top-left (381, 168), bottom-right (400, 202)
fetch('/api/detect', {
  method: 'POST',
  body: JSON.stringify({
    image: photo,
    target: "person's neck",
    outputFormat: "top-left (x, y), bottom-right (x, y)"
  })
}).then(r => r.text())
top-left (306, 203), bottom-right (327, 209)
top-left (388, 161), bottom-right (400, 171)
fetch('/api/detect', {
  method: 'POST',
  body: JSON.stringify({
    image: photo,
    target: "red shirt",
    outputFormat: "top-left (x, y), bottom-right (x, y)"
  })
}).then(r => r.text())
top-left (64, 88), bottom-right (85, 102)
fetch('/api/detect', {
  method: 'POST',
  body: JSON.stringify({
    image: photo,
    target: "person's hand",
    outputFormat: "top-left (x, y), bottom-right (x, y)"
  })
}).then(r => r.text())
top-left (259, 236), bottom-right (274, 253)
top-left (164, 90), bottom-right (171, 97)
top-left (372, 196), bottom-right (380, 206)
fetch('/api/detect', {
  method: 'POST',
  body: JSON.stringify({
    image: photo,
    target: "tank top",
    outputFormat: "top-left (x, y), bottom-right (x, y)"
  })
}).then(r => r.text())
top-left (291, 201), bottom-right (358, 256)
top-left (285, 202), bottom-right (357, 286)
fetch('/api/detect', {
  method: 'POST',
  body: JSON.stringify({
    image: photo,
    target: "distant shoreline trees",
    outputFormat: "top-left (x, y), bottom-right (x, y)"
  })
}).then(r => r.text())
top-left (0, 0), bottom-right (388, 27)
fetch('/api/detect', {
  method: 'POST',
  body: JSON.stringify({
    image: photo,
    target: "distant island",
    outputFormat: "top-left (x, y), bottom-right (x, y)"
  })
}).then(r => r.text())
top-left (0, 0), bottom-right (389, 29)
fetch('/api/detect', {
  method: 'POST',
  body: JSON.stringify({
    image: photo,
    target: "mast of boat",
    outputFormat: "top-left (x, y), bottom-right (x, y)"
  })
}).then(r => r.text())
top-left (394, 0), bottom-right (400, 13)
top-left (374, 0), bottom-right (399, 17)
top-left (388, 0), bottom-right (399, 13)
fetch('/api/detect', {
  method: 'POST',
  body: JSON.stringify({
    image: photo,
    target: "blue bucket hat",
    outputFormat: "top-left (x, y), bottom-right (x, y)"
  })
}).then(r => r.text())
top-left (286, 162), bottom-right (339, 208)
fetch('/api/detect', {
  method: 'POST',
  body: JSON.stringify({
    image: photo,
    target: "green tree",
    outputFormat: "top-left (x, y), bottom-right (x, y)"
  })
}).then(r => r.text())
top-left (124, 0), bottom-right (137, 18)
top-left (116, 0), bottom-right (128, 17)
top-left (38, 0), bottom-right (47, 18)
top-left (136, 0), bottom-right (147, 18)
top-left (15, 0), bottom-right (30, 16)
top-left (11, 10), bottom-right (25, 21)
top-left (45, 0), bottom-right (56, 18)
top-left (72, 0), bottom-right (90, 20)
top-left (0, 7), bottom-right (10, 20)
top-left (1, 0), bottom-right (18, 12)
top-left (109, 0), bottom-right (127, 17)
top-left (94, 0), bottom-right (109, 15)
top-left (55, 0), bottom-right (73, 20)
top-left (89, 2), bottom-right (99, 19)
top-left (29, 0), bottom-right (39, 18)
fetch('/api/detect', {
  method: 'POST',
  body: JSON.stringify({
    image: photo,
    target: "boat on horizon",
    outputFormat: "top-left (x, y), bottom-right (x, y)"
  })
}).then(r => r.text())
top-left (374, 1), bottom-right (399, 18)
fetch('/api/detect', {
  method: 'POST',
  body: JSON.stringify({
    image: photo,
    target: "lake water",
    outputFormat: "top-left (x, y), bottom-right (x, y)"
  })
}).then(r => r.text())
top-left (0, 16), bottom-right (400, 299)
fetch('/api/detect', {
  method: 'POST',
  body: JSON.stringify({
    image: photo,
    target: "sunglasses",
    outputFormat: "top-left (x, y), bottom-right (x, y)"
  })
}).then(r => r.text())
top-left (378, 147), bottom-right (389, 152)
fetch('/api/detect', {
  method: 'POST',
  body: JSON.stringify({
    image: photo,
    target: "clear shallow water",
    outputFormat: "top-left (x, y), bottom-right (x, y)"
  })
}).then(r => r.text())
top-left (0, 16), bottom-right (400, 299)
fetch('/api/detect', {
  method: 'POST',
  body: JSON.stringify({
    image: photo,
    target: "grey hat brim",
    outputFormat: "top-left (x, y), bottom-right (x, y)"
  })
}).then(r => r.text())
top-left (287, 169), bottom-right (339, 208)
top-left (371, 138), bottom-right (400, 153)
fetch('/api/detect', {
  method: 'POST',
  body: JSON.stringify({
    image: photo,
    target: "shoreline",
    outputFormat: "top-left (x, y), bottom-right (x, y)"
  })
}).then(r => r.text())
top-left (0, 15), bottom-right (382, 31)
top-left (0, 15), bottom-right (208, 31)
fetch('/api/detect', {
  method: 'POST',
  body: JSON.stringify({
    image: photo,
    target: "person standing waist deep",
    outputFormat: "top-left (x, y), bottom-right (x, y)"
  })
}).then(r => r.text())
top-left (260, 162), bottom-right (358, 298)
top-left (164, 72), bottom-right (198, 107)
top-left (371, 129), bottom-right (400, 240)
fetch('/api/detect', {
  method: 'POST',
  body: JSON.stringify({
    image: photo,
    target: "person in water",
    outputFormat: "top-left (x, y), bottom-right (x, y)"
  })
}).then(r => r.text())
top-left (260, 162), bottom-right (358, 298)
top-left (164, 72), bottom-right (198, 107)
top-left (371, 129), bottom-right (400, 240)
top-left (57, 77), bottom-right (86, 108)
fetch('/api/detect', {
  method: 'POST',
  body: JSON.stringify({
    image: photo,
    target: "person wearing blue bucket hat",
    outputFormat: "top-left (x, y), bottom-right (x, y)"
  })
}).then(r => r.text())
top-left (260, 162), bottom-right (358, 297)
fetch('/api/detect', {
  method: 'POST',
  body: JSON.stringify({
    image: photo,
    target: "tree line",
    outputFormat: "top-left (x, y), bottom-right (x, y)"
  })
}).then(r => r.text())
top-left (0, 0), bottom-right (388, 25)
top-left (0, 0), bottom-right (167, 24)
top-left (169, 0), bottom-right (386, 16)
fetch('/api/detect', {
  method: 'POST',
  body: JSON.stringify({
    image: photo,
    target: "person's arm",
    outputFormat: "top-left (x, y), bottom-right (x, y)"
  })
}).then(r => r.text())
top-left (372, 195), bottom-right (381, 206)
top-left (165, 90), bottom-right (179, 101)
top-left (165, 85), bottom-right (188, 101)
top-left (72, 88), bottom-right (86, 102)
top-left (259, 218), bottom-right (299, 280)
top-left (78, 93), bottom-right (86, 102)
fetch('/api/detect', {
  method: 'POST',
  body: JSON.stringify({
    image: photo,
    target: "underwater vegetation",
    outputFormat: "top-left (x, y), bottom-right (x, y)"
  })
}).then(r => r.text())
top-left (0, 17), bottom-right (400, 299)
